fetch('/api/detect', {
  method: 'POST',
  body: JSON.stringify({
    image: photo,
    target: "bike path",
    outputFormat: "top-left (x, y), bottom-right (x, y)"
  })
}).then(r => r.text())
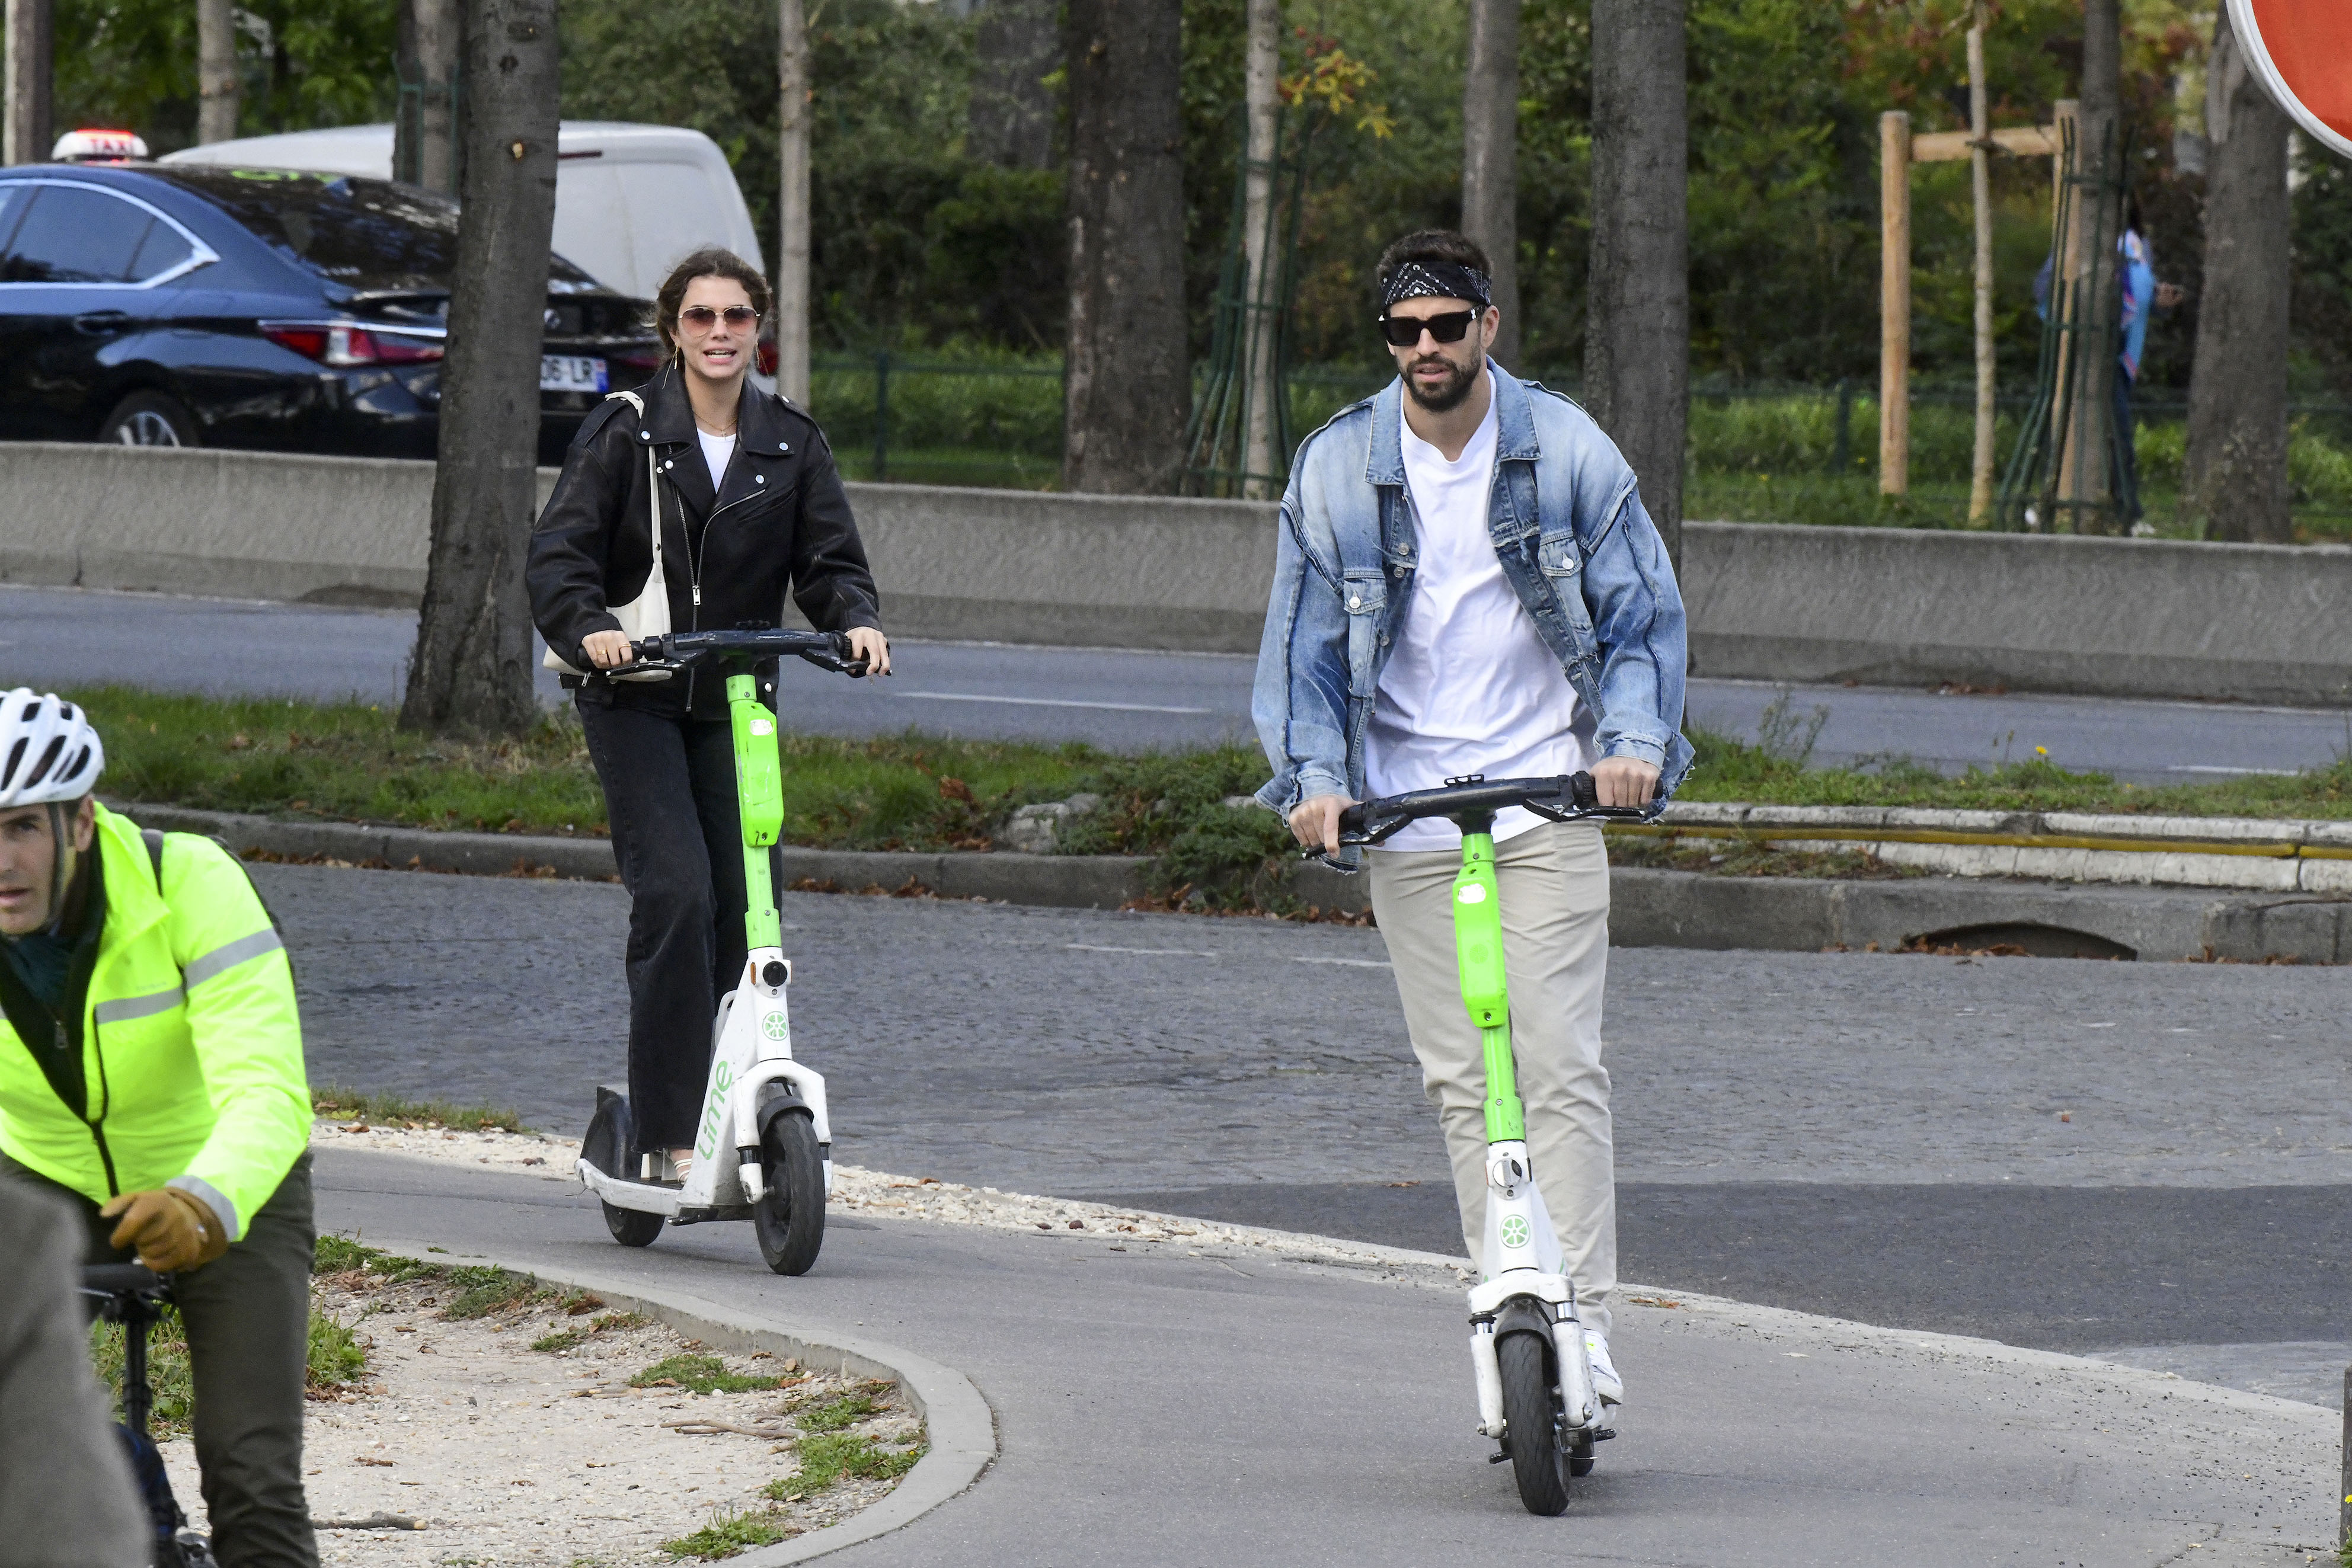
top-left (315, 1148), bottom-right (2337, 1567)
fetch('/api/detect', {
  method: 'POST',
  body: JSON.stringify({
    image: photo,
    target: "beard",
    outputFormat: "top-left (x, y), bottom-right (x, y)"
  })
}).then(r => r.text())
top-left (1402, 351), bottom-right (1478, 412)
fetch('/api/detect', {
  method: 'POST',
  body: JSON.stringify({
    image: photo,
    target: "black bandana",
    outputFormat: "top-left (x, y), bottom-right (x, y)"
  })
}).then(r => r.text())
top-left (1379, 260), bottom-right (1492, 313)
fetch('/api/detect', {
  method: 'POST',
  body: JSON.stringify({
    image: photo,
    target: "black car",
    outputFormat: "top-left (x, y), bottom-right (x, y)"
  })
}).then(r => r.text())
top-left (0, 163), bottom-right (661, 461)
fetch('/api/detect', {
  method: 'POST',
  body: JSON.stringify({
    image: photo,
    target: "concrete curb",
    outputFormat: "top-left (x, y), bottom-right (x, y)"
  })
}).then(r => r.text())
top-left (345, 1236), bottom-right (996, 1566)
top-left (119, 802), bottom-right (2348, 961)
top-left (113, 802), bottom-right (1152, 910)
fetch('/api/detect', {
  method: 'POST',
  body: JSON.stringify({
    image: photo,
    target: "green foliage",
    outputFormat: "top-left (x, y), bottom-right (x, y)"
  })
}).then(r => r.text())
top-left (769, 1435), bottom-right (925, 1492)
top-left (629, 1354), bottom-right (782, 1395)
top-left (788, 1381), bottom-right (894, 1433)
top-left (310, 1086), bottom-right (529, 1134)
top-left (439, 1268), bottom-right (556, 1321)
top-left (56, 0), bottom-right (395, 156)
top-left (660, 1508), bottom-right (798, 1561)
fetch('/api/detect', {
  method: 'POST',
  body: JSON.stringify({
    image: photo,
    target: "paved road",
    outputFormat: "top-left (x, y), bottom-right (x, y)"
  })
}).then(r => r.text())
top-left (317, 1150), bottom-right (2340, 1567)
top-left (258, 862), bottom-right (2352, 1407)
top-left (10, 583), bottom-right (2349, 780)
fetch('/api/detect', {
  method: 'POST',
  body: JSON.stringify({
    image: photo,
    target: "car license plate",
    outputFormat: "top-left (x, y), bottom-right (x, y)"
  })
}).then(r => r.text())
top-left (540, 355), bottom-right (608, 393)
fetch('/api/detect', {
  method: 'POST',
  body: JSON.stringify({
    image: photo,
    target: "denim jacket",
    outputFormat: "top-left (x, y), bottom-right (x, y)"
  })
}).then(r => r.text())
top-left (1251, 366), bottom-right (1693, 845)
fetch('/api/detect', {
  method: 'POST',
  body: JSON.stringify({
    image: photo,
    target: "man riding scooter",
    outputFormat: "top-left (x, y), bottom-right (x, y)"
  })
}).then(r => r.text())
top-left (0, 690), bottom-right (318, 1568)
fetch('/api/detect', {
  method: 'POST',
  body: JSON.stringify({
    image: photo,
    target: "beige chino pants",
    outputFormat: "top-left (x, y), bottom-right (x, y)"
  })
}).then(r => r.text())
top-left (1367, 820), bottom-right (1616, 1338)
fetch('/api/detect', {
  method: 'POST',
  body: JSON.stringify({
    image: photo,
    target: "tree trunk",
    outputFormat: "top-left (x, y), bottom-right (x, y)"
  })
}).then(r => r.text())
top-left (1238, 0), bottom-right (1280, 497)
top-left (400, 0), bottom-right (561, 738)
top-left (197, 0), bottom-right (238, 145)
top-left (2063, 0), bottom-right (2123, 525)
top-left (1061, 0), bottom-right (1187, 495)
top-left (2, 0), bottom-right (52, 166)
top-left (1461, 0), bottom-right (1521, 371)
top-left (2185, 6), bottom-right (2292, 542)
top-left (1585, 0), bottom-right (1688, 567)
top-left (395, 0), bottom-right (463, 192)
top-left (776, 0), bottom-right (811, 404)
top-left (970, 0), bottom-right (1058, 169)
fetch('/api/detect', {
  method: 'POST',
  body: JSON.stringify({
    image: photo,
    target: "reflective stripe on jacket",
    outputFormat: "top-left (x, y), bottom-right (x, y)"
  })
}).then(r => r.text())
top-left (0, 804), bottom-right (308, 1239)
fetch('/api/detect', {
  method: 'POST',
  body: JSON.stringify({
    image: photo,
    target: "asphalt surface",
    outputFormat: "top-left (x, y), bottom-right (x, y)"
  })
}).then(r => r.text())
top-left (10, 582), bottom-right (2351, 780)
top-left (257, 862), bottom-right (2352, 1408)
top-left (317, 1148), bottom-right (2341, 1567)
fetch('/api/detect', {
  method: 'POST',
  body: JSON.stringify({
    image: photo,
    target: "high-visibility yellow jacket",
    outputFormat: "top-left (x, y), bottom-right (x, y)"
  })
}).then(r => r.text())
top-left (0, 804), bottom-right (308, 1240)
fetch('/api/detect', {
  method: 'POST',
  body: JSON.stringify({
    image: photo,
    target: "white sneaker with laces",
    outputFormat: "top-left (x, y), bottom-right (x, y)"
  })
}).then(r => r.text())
top-left (1584, 1330), bottom-right (1624, 1407)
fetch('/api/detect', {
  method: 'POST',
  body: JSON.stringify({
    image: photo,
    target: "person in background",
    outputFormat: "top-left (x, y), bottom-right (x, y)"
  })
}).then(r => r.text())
top-left (0, 690), bottom-right (317, 1568)
top-left (2114, 199), bottom-right (2187, 524)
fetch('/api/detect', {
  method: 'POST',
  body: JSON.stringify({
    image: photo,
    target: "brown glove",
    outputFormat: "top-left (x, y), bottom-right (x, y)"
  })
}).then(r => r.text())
top-left (99, 1188), bottom-right (231, 1273)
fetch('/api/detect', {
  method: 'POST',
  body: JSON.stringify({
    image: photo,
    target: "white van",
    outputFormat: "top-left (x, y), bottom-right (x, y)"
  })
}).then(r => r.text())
top-left (161, 121), bottom-right (764, 299)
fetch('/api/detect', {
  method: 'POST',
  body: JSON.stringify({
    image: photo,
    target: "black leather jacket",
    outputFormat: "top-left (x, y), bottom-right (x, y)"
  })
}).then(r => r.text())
top-left (527, 363), bottom-right (881, 719)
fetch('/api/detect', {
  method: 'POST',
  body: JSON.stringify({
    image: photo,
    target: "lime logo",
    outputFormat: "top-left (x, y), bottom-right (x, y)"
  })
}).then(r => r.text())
top-left (1500, 1215), bottom-right (1531, 1250)
top-left (761, 1012), bottom-right (788, 1041)
top-left (751, 718), bottom-right (774, 736)
top-left (1457, 884), bottom-right (1489, 905)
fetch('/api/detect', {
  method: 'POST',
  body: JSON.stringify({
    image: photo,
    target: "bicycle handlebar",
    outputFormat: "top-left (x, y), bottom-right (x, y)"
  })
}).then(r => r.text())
top-left (1331, 772), bottom-right (1662, 850)
top-left (81, 1263), bottom-right (167, 1298)
top-left (597, 628), bottom-right (869, 682)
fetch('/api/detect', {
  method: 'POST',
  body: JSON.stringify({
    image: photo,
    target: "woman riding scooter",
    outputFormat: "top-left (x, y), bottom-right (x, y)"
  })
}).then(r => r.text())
top-left (528, 247), bottom-right (890, 1185)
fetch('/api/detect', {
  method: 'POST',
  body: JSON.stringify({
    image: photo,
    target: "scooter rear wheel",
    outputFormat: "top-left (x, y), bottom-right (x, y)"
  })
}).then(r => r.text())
top-left (1498, 1329), bottom-right (1571, 1516)
top-left (755, 1111), bottom-right (826, 1276)
top-left (583, 1094), bottom-right (664, 1248)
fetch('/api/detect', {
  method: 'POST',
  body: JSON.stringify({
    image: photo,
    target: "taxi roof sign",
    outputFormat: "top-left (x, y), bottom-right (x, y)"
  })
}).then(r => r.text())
top-left (2225, 0), bottom-right (2352, 161)
top-left (52, 127), bottom-right (150, 164)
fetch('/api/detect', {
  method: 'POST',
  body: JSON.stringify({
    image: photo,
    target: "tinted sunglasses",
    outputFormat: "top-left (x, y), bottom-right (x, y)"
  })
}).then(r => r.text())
top-left (678, 305), bottom-right (760, 329)
top-left (1378, 309), bottom-right (1478, 348)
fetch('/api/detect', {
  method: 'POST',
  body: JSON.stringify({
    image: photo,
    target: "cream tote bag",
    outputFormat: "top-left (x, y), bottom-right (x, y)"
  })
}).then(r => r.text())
top-left (544, 390), bottom-right (671, 678)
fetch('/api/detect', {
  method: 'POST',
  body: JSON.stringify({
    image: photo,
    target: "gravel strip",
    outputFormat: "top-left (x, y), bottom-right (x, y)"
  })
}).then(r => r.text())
top-left (152, 1201), bottom-right (923, 1565)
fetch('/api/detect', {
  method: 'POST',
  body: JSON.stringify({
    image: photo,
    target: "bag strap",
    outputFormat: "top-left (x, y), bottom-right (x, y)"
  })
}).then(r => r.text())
top-left (602, 389), bottom-right (665, 581)
top-left (142, 828), bottom-right (165, 889)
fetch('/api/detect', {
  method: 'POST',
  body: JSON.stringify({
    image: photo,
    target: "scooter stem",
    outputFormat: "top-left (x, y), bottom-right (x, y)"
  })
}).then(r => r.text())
top-left (728, 672), bottom-right (785, 952)
top-left (1451, 814), bottom-right (1525, 1145)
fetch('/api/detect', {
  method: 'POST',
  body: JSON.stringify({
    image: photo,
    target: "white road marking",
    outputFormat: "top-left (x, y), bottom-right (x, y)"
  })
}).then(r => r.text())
top-left (2164, 764), bottom-right (2300, 776)
top-left (1065, 943), bottom-right (1216, 957)
top-left (1292, 956), bottom-right (1391, 968)
top-left (894, 691), bottom-right (1215, 715)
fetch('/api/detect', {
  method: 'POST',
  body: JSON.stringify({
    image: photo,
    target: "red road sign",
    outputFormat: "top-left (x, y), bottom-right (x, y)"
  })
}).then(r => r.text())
top-left (2226, 0), bottom-right (2352, 159)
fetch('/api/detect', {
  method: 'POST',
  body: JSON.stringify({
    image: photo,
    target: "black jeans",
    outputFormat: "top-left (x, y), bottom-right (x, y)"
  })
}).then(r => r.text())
top-left (4, 1151), bottom-right (318, 1568)
top-left (577, 697), bottom-right (749, 1153)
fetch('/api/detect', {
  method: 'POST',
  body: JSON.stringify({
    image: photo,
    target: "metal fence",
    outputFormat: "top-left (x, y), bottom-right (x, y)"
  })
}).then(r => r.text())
top-left (806, 353), bottom-right (2352, 531)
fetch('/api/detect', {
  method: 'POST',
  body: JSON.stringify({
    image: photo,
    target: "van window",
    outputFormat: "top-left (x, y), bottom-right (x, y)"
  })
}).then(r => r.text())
top-left (0, 185), bottom-right (156, 283)
top-left (150, 167), bottom-right (597, 292)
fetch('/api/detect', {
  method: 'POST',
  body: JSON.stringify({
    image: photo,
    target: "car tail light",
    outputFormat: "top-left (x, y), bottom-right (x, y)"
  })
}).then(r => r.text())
top-left (613, 347), bottom-right (663, 372)
top-left (262, 322), bottom-right (446, 367)
top-left (756, 337), bottom-right (778, 376)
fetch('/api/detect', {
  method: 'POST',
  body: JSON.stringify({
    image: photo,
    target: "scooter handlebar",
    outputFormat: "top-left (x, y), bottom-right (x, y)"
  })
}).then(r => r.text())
top-left (604, 629), bottom-right (869, 681)
top-left (1328, 772), bottom-right (1661, 851)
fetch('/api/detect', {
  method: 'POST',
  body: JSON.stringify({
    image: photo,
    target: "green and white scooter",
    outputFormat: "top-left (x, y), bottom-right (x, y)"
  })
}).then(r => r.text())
top-left (1334, 772), bottom-right (1656, 1515)
top-left (575, 628), bottom-right (867, 1276)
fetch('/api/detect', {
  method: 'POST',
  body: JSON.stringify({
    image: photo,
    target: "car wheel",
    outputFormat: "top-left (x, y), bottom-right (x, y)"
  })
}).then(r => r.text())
top-left (99, 391), bottom-right (199, 448)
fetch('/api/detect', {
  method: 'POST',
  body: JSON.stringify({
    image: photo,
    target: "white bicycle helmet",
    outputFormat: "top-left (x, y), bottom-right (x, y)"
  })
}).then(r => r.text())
top-left (0, 689), bottom-right (105, 807)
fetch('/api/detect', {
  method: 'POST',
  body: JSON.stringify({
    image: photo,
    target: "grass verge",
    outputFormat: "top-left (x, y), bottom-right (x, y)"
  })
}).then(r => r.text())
top-left (80, 686), bottom-right (2352, 909)
top-left (660, 1507), bottom-right (800, 1560)
top-left (628, 1352), bottom-right (785, 1394)
top-left (310, 1085), bottom-right (530, 1134)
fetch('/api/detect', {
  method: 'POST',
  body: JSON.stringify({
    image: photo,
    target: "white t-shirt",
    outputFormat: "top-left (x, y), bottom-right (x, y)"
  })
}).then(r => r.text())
top-left (696, 428), bottom-right (737, 491)
top-left (1363, 394), bottom-right (1595, 852)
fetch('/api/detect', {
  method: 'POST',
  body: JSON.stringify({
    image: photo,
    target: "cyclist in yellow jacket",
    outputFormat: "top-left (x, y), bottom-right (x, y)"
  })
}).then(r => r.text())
top-left (0, 689), bottom-right (315, 1568)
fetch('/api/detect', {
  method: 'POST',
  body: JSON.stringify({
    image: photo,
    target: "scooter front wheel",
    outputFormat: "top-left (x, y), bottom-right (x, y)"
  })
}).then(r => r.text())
top-left (1498, 1329), bottom-right (1571, 1516)
top-left (755, 1111), bottom-right (827, 1276)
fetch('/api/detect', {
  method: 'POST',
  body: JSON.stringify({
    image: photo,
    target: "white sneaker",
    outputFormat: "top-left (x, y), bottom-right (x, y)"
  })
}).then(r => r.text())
top-left (1584, 1330), bottom-right (1624, 1407)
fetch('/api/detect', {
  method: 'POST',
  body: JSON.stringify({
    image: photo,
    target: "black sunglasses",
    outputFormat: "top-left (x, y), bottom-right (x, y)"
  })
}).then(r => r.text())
top-left (1378, 309), bottom-right (1478, 348)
